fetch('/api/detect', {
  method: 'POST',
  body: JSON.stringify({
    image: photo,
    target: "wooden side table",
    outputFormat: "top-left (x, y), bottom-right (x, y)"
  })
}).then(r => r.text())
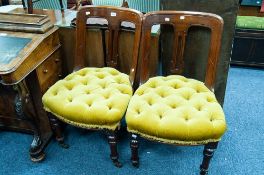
top-left (0, 27), bottom-right (62, 161)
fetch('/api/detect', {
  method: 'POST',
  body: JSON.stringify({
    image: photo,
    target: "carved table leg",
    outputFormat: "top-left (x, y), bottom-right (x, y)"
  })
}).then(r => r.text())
top-left (200, 142), bottom-right (219, 175)
top-left (30, 134), bottom-right (45, 162)
top-left (130, 133), bottom-right (139, 168)
top-left (106, 130), bottom-right (122, 168)
top-left (25, 70), bottom-right (53, 162)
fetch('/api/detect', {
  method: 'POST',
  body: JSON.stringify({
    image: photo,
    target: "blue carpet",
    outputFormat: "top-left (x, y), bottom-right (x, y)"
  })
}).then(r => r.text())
top-left (0, 67), bottom-right (263, 175)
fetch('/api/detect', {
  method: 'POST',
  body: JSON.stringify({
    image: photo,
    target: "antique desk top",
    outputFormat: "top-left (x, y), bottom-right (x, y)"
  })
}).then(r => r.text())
top-left (0, 27), bottom-right (59, 85)
top-left (0, 5), bottom-right (61, 85)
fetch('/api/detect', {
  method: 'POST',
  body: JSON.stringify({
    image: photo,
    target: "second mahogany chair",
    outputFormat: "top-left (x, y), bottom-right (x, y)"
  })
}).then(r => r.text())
top-left (42, 6), bottom-right (143, 167)
top-left (125, 11), bottom-right (226, 174)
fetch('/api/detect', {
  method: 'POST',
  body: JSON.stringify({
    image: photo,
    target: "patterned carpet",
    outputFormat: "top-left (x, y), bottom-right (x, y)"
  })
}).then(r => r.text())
top-left (0, 66), bottom-right (263, 175)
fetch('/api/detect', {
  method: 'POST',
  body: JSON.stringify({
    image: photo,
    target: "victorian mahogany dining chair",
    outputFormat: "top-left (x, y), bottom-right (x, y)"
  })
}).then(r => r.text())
top-left (125, 11), bottom-right (226, 174)
top-left (42, 6), bottom-right (143, 167)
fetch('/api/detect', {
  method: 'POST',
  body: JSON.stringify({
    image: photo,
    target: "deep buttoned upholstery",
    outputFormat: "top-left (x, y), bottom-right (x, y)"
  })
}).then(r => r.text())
top-left (126, 75), bottom-right (226, 144)
top-left (43, 67), bottom-right (132, 130)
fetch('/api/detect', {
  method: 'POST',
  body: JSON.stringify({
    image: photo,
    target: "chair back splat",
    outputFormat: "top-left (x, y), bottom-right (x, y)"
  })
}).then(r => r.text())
top-left (140, 11), bottom-right (223, 91)
top-left (74, 6), bottom-right (143, 86)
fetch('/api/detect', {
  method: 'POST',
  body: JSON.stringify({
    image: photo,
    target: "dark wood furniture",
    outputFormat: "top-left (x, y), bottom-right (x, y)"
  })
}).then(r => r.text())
top-left (231, 1), bottom-right (264, 67)
top-left (67, 0), bottom-right (76, 9)
top-left (7, 5), bottom-right (160, 88)
top-left (160, 0), bottom-right (239, 106)
top-left (9, 7), bottom-right (160, 84)
top-left (239, 5), bottom-right (264, 17)
top-left (22, 0), bottom-right (64, 14)
top-left (2, 5), bottom-right (158, 162)
top-left (0, 26), bottom-right (62, 161)
top-left (67, 0), bottom-right (128, 10)
top-left (47, 6), bottom-right (143, 167)
top-left (130, 11), bottom-right (223, 175)
top-left (231, 29), bottom-right (264, 67)
top-left (1, 0), bottom-right (9, 6)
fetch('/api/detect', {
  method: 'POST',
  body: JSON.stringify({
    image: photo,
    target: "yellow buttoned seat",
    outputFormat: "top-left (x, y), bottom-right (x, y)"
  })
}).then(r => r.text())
top-left (43, 67), bottom-right (132, 130)
top-left (126, 75), bottom-right (226, 145)
top-left (126, 11), bottom-right (225, 174)
top-left (41, 6), bottom-right (143, 167)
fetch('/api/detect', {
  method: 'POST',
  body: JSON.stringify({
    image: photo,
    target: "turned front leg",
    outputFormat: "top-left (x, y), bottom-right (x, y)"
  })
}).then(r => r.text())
top-left (49, 114), bottom-right (69, 149)
top-left (200, 142), bottom-right (219, 175)
top-left (106, 130), bottom-right (122, 168)
top-left (130, 133), bottom-right (139, 167)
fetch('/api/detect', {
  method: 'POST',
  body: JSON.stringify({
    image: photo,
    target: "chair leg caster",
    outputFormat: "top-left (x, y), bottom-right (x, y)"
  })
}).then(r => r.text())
top-left (132, 160), bottom-right (139, 168)
top-left (200, 167), bottom-right (208, 175)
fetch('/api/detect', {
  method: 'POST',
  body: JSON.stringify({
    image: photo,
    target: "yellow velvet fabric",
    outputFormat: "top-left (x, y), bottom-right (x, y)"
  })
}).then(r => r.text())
top-left (126, 75), bottom-right (226, 144)
top-left (42, 67), bottom-right (132, 130)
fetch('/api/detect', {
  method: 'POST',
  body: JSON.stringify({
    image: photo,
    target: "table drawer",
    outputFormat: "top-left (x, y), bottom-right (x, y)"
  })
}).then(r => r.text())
top-left (36, 49), bottom-right (62, 93)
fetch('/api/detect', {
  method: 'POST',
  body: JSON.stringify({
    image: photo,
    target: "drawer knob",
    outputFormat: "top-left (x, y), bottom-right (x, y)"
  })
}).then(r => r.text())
top-left (58, 74), bottom-right (62, 78)
top-left (55, 59), bottom-right (60, 63)
top-left (43, 69), bottom-right (48, 73)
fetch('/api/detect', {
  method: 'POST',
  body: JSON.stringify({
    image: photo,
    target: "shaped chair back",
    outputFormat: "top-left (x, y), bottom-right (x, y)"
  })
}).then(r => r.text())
top-left (140, 11), bottom-right (223, 91)
top-left (75, 6), bottom-right (143, 86)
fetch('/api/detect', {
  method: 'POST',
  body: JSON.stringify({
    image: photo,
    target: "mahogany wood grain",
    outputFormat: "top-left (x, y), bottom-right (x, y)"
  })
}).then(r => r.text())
top-left (51, 6), bottom-right (143, 167)
top-left (0, 25), bottom-right (62, 162)
top-left (140, 11), bottom-right (223, 91)
top-left (0, 28), bottom-right (61, 85)
top-left (25, 69), bottom-right (53, 161)
top-left (36, 49), bottom-right (62, 93)
top-left (0, 80), bottom-right (36, 134)
top-left (75, 6), bottom-right (143, 86)
top-left (130, 11), bottom-right (224, 173)
top-left (58, 26), bottom-right (159, 82)
top-left (7, 8), bottom-right (160, 85)
top-left (238, 6), bottom-right (264, 17)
